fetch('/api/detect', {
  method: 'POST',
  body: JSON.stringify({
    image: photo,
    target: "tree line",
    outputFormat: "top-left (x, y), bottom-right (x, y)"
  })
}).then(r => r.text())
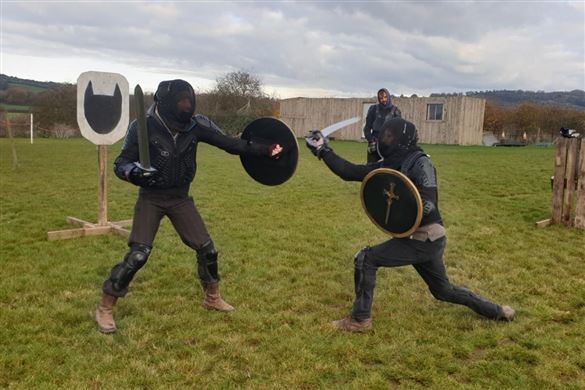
top-left (1, 72), bottom-right (584, 141)
top-left (432, 89), bottom-right (585, 111)
top-left (0, 71), bottom-right (277, 138)
top-left (483, 102), bottom-right (585, 142)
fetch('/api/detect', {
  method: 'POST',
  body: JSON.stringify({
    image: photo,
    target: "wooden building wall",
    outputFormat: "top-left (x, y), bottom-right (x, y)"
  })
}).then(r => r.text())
top-left (279, 95), bottom-right (486, 145)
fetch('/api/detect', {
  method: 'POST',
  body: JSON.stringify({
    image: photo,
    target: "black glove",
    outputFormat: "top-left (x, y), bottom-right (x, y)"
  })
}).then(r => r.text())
top-left (127, 163), bottom-right (161, 187)
top-left (305, 130), bottom-right (331, 159)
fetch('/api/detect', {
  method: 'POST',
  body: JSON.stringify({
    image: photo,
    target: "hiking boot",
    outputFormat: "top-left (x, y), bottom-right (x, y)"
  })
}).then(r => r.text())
top-left (95, 293), bottom-right (118, 333)
top-left (499, 305), bottom-right (515, 321)
top-left (332, 315), bottom-right (372, 332)
top-left (201, 282), bottom-right (235, 312)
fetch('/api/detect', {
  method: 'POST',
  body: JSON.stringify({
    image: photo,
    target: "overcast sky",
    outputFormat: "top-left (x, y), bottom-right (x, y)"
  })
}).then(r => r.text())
top-left (2, 1), bottom-right (584, 98)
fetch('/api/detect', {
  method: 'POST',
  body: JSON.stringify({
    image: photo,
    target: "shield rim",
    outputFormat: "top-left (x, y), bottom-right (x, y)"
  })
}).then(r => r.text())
top-left (360, 167), bottom-right (423, 237)
top-left (240, 117), bottom-right (299, 186)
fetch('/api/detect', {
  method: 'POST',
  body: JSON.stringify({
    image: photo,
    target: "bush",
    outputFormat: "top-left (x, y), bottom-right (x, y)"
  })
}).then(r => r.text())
top-left (47, 123), bottom-right (78, 139)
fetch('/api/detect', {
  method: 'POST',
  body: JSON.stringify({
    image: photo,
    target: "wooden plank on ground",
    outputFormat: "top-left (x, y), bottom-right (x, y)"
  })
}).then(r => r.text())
top-left (82, 226), bottom-right (112, 236)
top-left (66, 216), bottom-right (95, 228)
top-left (110, 225), bottom-right (131, 237)
top-left (535, 219), bottom-right (552, 228)
top-left (48, 228), bottom-right (86, 241)
top-left (112, 219), bottom-right (133, 227)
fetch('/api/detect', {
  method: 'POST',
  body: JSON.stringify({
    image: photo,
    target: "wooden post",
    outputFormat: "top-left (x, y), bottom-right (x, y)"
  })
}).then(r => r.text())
top-left (563, 140), bottom-right (578, 225)
top-left (97, 145), bottom-right (108, 226)
top-left (551, 138), bottom-right (568, 224)
top-left (5, 118), bottom-right (18, 170)
top-left (544, 138), bottom-right (585, 229)
top-left (575, 139), bottom-right (585, 229)
top-left (30, 113), bottom-right (34, 144)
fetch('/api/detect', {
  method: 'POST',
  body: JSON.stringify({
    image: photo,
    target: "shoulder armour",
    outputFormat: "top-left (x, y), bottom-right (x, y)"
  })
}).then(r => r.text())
top-left (194, 114), bottom-right (224, 134)
top-left (400, 151), bottom-right (427, 174)
top-left (410, 155), bottom-right (437, 188)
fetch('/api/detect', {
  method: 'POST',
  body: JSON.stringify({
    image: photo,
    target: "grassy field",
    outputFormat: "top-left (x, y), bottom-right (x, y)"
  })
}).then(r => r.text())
top-left (1, 138), bottom-right (584, 389)
top-left (0, 104), bottom-right (33, 113)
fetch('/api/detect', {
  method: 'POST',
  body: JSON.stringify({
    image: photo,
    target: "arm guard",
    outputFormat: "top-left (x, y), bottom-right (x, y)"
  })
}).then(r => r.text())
top-left (322, 150), bottom-right (376, 182)
top-left (409, 156), bottom-right (438, 216)
top-left (195, 114), bottom-right (267, 157)
top-left (363, 105), bottom-right (376, 142)
top-left (113, 120), bottom-right (140, 182)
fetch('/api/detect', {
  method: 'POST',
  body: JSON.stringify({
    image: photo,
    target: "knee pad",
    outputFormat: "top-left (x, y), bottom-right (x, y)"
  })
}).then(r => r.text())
top-left (196, 240), bottom-right (219, 282)
top-left (107, 244), bottom-right (152, 294)
top-left (354, 247), bottom-right (369, 270)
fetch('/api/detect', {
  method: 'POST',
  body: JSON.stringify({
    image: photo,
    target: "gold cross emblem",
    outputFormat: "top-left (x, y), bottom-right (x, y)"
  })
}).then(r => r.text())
top-left (383, 182), bottom-right (400, 224)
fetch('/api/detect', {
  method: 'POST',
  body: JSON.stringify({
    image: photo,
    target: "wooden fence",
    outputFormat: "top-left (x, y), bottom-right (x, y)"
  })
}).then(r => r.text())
top-left (549, 138), bottom-right (585, 229)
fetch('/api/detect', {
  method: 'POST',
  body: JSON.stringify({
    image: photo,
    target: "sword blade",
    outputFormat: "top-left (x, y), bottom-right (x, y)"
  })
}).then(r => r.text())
top-left (320, 117), bottom-right (361, 138)
top-left (134, 84), bottom-right (150, 169)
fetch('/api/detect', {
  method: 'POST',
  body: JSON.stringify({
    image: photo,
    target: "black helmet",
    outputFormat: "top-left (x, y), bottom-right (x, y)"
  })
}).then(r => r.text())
top-left (155, 79), bottom-right (196, 130)
top-left (377, 118), bottom-right (418, 159)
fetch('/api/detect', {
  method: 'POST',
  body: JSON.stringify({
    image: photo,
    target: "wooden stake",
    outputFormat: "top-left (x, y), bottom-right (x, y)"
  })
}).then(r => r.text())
top-left (5, 118), bottom-right (18, 170)
top-left (574, 139), bottom-right (585, 229)
top-left (562, 140), bottom-right (578, 225)
top-left (97, 145), bottom-right (108, 226)
top-left (551, 138), bottom-right (568, 224)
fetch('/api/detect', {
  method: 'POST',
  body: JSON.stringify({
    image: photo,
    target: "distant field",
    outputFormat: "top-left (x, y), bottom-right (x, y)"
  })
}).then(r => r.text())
top-left (1, 139), bottom-right (584, 389)
top-left (0, 103), bottom-right (32, 113)
top-left (7, 81), bottom-right (49, 93)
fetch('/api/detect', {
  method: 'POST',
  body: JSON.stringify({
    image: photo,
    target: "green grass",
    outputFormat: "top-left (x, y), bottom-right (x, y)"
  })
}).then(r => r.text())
top-left (0, 104), bottom-right (32, 113)
top-left (1, 139), bottom-right (584, 389)
top-left (7, 81), bottom-right (49, 93)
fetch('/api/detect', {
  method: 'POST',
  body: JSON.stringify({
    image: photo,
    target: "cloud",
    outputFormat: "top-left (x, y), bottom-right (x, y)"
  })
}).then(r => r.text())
top-left (2, 1), bottom-right (583, 97)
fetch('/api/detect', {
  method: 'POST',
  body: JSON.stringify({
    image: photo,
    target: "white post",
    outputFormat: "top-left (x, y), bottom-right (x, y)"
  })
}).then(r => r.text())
top-left (30, 113), bottom-right (33, 144)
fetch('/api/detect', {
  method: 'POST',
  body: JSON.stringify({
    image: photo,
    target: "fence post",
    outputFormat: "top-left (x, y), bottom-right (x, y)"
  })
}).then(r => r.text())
top-left (550, 138), bottom-right (585, 229)
top-left (574, 139), bottom-right (585, 228)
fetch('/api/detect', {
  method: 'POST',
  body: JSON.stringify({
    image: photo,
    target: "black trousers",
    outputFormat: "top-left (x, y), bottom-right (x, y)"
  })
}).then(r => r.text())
top-left (102, 193), bottom-right (213, 296)
top-left (351, 236), bottom-right (502, 320)
top-left (128, 193), bottom-right (211, 249)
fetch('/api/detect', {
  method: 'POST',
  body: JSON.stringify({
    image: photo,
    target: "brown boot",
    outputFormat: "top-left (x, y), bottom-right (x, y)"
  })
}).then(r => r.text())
top-left (202, 282), bottom-right (235, 312)
top-left (95, 293), bottom-right (118, 333)
top-left (499, 305), bottom-right (516, 321)
top-left (332, 315), bottom-right (372, 332)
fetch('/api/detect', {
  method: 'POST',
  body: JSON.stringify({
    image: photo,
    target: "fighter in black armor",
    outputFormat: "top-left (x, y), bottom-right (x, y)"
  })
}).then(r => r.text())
top-left (306, 117), bottom-right (515, 332)
top-left (363, 88), bottom-right (402, 163)
top-left (95, 79), bottom-right (282, 333)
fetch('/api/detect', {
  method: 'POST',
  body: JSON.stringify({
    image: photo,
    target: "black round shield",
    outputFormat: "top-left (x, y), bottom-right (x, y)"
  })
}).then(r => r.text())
top-left (360, 168), bottom-right (423, 237)
top-left (240, 117), bottom-right (298, 186)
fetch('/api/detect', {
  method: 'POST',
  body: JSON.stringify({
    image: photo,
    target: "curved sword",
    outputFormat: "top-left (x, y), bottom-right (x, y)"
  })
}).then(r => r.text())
top-left (320, 116), bottom-right (361, 137)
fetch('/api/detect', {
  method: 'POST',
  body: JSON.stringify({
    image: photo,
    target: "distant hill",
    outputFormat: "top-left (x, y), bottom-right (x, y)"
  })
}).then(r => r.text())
top-left (431, 89), bottom-right (585, 111)
top-left (0, 74), bottom-right (63, 92)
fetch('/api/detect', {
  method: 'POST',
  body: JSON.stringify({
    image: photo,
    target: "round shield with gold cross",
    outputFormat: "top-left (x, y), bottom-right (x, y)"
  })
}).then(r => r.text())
top-left (360, 168), bottom-right (423, 237)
